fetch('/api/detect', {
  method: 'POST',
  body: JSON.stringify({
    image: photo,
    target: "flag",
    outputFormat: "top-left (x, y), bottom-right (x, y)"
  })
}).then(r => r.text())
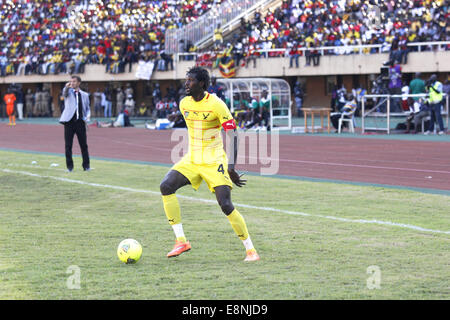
top-left (219, 56), bottom-right (235, 78)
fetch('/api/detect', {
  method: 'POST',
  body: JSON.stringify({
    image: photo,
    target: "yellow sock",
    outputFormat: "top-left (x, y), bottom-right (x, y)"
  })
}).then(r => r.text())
top-left (226, 209), bottom-right (249, 241)
top-left (162, 194), bottom-right (181, 225)
top-left (162, 194), bottom-right (186, 243)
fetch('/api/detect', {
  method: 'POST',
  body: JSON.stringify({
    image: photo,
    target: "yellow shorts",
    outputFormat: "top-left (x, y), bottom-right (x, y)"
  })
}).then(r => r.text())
top-left (172, 155), bottom-right (233, 193)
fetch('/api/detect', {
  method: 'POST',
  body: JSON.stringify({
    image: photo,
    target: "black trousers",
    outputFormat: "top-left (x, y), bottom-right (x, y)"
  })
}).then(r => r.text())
top-left (64, 119), bottom-right (90, 170)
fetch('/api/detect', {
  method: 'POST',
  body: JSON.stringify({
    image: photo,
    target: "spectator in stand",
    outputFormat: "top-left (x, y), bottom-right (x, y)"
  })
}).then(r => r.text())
top-left (244, 42), bottom-right (258, 68)
top-left (409, 73), bottom-right (426, 102)
top-left (213, 24), bottom-right (224, 50)
top-left (311, 41), bottom-right (320, 66)
top-left (232, 39), bottom-right (245, 68)
top-left (289, 41), bottom-right (301, 68)
top-left (388, 60), bottom-right (403, 112)
top-left (0, 53), bottom-right (7, 77)
top-left (399, 34), bottom-right (409, 64)
top-left (161, 51), bottom-right (174, 71)
top-left (386, 35), bottom-right (402, 66)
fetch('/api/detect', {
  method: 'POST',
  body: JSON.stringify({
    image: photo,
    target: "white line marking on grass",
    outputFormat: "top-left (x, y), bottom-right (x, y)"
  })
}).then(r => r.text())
top-left (0, 163), bottom-right (67, 172)
top-left (2, 168), bottom-right (449, 235)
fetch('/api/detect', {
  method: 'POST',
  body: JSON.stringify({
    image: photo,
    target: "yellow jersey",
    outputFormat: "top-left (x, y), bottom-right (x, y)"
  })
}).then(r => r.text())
top-left (180, 92), bottom-right (236, 165)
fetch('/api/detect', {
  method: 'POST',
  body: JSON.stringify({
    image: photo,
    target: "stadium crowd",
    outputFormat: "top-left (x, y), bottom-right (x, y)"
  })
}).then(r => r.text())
top-left (197, 0), bottom-right (448, 69)
top-left (0, 0), bottom-right (448, 77)
top-left (0, 0), bottom-right (224, 77)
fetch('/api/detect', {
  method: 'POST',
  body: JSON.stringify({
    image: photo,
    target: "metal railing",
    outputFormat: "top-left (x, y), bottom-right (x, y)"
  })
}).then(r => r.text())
top-left (174, 41), bottom-right (450, 64)
top-left (361, 93), bottom-right (449, 134)
top-left (165, 0), bottom-right (278, 54)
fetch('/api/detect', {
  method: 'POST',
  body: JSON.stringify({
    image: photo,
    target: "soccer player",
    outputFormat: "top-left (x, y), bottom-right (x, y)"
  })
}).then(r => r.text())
top-left (160, 67), bottom-right (259, 262)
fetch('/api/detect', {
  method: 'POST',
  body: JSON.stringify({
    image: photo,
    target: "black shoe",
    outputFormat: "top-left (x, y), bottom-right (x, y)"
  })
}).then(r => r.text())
top-left (84, 168), bottom-right (91, 171)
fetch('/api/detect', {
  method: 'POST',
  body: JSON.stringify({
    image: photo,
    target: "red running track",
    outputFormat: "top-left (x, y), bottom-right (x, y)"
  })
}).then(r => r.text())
top-left (1, 123), bottom-right (449, 191)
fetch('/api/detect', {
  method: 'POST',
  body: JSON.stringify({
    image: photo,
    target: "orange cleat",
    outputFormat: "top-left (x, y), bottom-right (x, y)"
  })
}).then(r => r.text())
top-left (167, 240), bottom-right (191, 258)
top-left (244, 249), bottom-right (260, 262)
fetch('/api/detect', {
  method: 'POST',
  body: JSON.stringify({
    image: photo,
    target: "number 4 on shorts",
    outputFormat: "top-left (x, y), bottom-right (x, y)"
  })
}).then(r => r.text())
top-left (217, 164), bottom-right (225, 174)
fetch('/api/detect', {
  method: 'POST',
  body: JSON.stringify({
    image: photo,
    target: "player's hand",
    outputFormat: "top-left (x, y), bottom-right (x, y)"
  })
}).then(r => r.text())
top-left (65, 82), bottom-right (71, 88)
top-left (228, 168), bottom-right (246, 187)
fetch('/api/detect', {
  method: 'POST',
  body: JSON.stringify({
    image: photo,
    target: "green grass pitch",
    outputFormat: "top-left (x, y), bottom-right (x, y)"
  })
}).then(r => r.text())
top-left (0, 150), bottom-right (449, 299)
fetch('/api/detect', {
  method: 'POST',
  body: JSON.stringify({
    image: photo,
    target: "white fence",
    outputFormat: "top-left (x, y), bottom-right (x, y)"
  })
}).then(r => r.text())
top-left (361, 93), bottom-right (449, 134)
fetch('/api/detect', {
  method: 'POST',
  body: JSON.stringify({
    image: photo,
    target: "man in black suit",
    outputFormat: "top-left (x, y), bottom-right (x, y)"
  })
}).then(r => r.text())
top-left (59, 76), bottom-right (91, 172)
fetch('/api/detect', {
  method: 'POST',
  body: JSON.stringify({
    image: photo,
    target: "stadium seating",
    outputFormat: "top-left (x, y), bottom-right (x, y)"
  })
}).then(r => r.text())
top-left (0, 0), bottom-right (448, 78)
top-left (0, 0), bottom-right (222, 76)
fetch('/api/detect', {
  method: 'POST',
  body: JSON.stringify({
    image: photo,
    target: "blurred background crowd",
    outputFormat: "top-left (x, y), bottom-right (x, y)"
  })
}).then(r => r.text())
top-left (0, 0), bottom-right (448, 76)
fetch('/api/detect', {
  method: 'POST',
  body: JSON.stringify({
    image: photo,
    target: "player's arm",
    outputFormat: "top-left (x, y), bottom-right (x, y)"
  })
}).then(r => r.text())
top-left (225, 127), bottom-right (246, 187)
top-left (217, 96), bottom-right (246, 187)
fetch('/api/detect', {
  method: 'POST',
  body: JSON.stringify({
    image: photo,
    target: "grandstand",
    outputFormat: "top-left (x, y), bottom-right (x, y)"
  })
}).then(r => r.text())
top-left (0, 0), bottom-right (449, 132)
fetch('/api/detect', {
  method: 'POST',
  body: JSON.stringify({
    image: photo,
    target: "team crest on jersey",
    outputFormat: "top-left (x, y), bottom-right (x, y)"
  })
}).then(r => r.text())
top-left (184, 111), bottom-right (189, 118)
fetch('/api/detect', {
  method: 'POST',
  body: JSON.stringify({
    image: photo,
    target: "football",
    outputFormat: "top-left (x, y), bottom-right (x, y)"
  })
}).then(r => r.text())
top-left (117, 239), bottom-right (142, 264)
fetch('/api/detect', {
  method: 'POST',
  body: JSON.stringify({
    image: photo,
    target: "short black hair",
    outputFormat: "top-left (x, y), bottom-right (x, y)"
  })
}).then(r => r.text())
top-left (187, 66), bottom-right (210, 91)
top-left (71, 75), bottom-right (82, 83)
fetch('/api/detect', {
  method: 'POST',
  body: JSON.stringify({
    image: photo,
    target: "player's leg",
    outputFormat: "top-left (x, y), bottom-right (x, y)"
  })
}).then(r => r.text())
top-left (160, 170), bottom-right (190, 230)
top-left (214, 185), bottom-right (259, 261)
top-left (160, 169), bottom-right (192, 257)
